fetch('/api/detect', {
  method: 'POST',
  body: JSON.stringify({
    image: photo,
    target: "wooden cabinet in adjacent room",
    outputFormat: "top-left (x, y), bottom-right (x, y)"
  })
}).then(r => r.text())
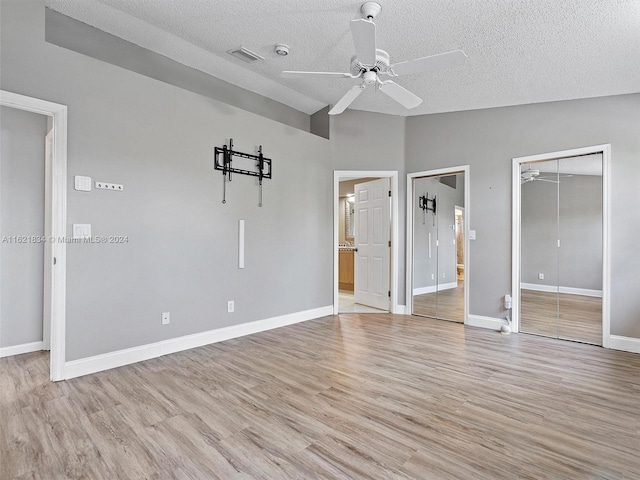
top-left (338, 249), bottom-right (354, 290)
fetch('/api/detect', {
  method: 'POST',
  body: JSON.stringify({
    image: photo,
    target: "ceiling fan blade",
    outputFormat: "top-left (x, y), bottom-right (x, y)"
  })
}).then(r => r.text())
top-left (281, 71), bottom-right (352, 79)
top-left (350, 19), bottom-right (376, 66)
top-left (328, 85), bottom-right (365, 115)
top-left (391, 50), bottom-right (467, 76)
top-left (378, 81), bottom-right (423, 109)
top-left (536, 178), bottom-right (560, 184)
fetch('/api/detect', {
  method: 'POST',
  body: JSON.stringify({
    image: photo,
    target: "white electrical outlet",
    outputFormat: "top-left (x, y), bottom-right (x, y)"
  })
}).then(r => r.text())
top-left (538, 273), bottom-right (544, 280)
top-left (227, 301), bottom-right (235, 313)
top-left (431, 273), bottom-right (435, 280)
top-left (161, 312), bottom-right (170, 325)
top-left (442, 273), bottom-right (446, 278)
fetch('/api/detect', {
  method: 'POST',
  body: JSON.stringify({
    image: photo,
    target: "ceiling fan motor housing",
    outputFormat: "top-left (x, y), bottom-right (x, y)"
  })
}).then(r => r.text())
top-left (350, 49), bottom-right (390, 76)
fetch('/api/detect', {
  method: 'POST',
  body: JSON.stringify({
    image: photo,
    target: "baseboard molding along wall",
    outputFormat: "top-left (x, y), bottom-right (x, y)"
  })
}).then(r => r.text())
top-left (0, 341), bottom-right (45, 358)
top-left (65, 305), bottom-right (334, 380)
top-left (521, 283), bottom-right (602, 298)
top-left (466, 314), bottom-right (505, 331)
top-left (413, 282), bottom-right (458, 296)
top-left (394, 305), bottom-right (407, 315)
top-left (608, 335), bottom-right (640, 354)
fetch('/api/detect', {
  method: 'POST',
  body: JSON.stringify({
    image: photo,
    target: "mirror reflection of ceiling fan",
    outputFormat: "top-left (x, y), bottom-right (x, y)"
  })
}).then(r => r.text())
top-left (520, 167), bottom-right (573, 184)
top-left (280, 2), bottom-right (467, 115)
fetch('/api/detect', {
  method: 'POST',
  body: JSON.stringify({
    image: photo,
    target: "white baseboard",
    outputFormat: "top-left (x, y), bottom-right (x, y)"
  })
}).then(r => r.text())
top-left (466, 314), bottom-right (505, 331)
top-left (413, 282), bottom-right (458, 295)
top-left (65, 305), bottom-right (334, 380)
top-left (0, 341), bottom-right (45, 358)
top-left (394, 305), bottom-right (407, 315)
top-left (607, 335), bottom-right (640, 354)
top-left (521, 283), bottom-right (602, 298)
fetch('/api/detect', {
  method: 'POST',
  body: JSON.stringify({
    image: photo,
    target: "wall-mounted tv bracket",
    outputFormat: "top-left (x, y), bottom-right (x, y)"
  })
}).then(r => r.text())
top-left (214, 138), bottom-right (272, 206)
top-left (418, 193), bottom-right (436, 225)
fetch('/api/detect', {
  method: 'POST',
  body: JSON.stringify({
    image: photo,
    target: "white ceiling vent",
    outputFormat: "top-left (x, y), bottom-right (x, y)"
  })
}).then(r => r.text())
top-left (227, 46), bottom-right (264, 63)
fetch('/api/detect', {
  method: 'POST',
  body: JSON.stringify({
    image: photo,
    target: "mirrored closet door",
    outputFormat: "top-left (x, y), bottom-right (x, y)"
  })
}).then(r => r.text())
top-left (520, 154), bottom-right (603, 345)
top-left (412, 172), bottom-right (465, 322)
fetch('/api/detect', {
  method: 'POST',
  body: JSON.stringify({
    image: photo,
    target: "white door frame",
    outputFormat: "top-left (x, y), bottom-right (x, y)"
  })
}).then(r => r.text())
top-left (334, 171), bottom-right (399, 314)
top-left (511, 144), bottom-right (611, 347)
top-left (1, 90), bottom-right (67, 381)
top-left (406, 166), bottom-right (470, 323)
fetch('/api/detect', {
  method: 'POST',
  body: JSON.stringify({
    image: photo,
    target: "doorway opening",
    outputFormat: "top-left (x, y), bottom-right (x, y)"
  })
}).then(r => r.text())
top-left (334, 171), bottom-right (400, 315)
top-left (512, 145), bottom-right (610, 347)
top-left (406, 166), bottom-right (470, 323)
top-left (0, 90), bottom-right (68, 381)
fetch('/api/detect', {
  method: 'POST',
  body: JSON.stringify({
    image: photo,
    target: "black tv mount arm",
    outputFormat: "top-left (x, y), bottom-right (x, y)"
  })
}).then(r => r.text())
top-left (419, 193), bottom-right (436, 214)
top-left (214, 138), bottom-right (272, 206)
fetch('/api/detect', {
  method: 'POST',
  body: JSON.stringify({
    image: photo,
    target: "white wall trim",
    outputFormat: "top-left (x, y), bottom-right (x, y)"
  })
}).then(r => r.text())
top-left (1, 90), bottom-right (67, 381)
top-left (0, 341), bottom-right (45, 358)
top-left (467, 315), bottom-right (505, 331)
top-left (406, 166), bottom-right (470, 324)
top-left (520, 283), bottom-right (602, 298)
top-left (65, 305), bottom-right (333, 380)
top-left (608, 336), bottom-right (640, 354)
top-left (413, 282), bottom-right (458, 295)
top-left (512, 145), bottom-right (611, 349)
top-left (333, 171), bottom-right (400, 314)
top-left (395, 305), bottom-right (407, 315)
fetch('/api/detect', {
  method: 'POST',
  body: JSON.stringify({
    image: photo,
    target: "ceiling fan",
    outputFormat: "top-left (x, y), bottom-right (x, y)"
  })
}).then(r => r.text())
top-left (520, 167), bottom-right (573, 184)
top-left (280, 2), bottom-right (467, 115)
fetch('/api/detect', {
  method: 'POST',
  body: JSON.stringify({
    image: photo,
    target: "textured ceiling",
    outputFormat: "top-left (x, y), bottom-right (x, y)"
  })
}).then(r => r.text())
top-left (46, 0), bottom-right (640, 116)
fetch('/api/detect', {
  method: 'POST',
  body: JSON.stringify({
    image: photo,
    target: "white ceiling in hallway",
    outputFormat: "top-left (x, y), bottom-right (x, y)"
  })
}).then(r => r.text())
top-left (46, 0), bottom-right (640, 116)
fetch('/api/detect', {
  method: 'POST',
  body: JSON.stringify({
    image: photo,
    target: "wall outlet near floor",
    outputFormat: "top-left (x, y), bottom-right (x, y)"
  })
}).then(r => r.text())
top-left (161, 312), bottom-right (170, 325)
top-left (227, 301), bottom-right (235, 313)
top-left (431, 273), bottom-right (435, 280)
top-left (538, 273), bottom-right (544, 280)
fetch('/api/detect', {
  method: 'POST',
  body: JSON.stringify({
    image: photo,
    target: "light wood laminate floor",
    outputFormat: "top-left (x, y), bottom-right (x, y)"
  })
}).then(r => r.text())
top-left (2, 314), bottom-right (639, 479)
top-left (521, 289), bottom-right (602, 346)
top-left (413, 280), bottom-right (464, 322)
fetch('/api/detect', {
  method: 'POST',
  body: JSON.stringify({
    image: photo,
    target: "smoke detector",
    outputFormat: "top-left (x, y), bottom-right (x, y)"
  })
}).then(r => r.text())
top-left (275, 44), bottom-right (290, 56)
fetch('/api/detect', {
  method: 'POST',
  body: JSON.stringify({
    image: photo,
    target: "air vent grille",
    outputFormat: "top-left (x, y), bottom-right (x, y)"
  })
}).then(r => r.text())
top-left (227, 47), bottom-right (264, 63)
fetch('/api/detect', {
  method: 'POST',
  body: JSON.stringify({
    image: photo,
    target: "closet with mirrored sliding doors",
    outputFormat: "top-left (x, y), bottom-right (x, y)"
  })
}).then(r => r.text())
top-left (515, 150), bottom-right (607, 345)
top-left (410, 170), bottom-right (467, 323)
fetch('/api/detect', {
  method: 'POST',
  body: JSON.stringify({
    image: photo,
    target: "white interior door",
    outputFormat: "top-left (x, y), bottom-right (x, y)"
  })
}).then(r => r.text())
top-left (354, 178), bottom-right (390, 310)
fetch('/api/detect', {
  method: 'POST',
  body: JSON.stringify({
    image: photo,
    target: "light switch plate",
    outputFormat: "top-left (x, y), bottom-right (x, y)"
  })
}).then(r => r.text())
top-left (74, 176), bottom-right (92, 191)
top-left (469, 230), bottom-right (476, 240)
top-left (72, 224), bottom-right (91, 239)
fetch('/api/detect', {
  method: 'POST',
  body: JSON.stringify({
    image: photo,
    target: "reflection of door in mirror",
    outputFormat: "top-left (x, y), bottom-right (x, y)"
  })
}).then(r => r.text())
top-left (412, 172), bottom-right (465, 322)
top-left (455, 207), bottom-right (464, 280)
top-left (345, 196), bottom-right (355, 239)
top-left (520, 154), bottom-right (603, 345)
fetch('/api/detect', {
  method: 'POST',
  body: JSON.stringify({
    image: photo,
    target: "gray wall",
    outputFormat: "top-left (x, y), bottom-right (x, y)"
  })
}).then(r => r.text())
top-left (0, 106), bottom-right (48, 347)
top-left (413, 175), bottom-right (464, 291)
top-left (1, 0), bottom-right (332, 361)
top-left (2, 0), bottom-right (638, 360)
top-left (310, 106), bottom-right (330, 140)
top-left (522, 174), bottom-right (603, 290)
top-left (406, 94), bottom-right (640, 338)
top-left (45, 8), bottom-right (312, 134)
top-left (330, 110), bottom-right (407, 301)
